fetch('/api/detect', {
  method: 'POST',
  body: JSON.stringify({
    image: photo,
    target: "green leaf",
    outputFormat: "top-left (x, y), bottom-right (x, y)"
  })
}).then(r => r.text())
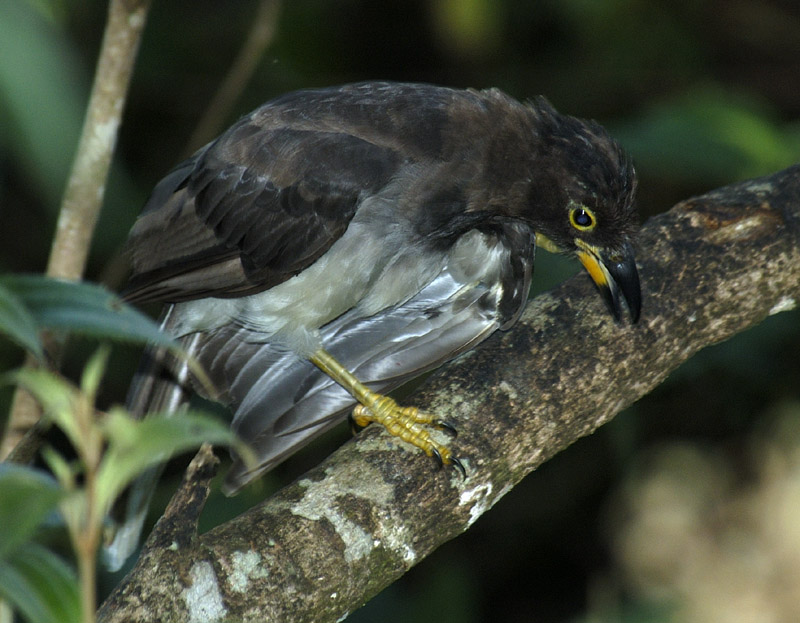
top-left (0, 465), bottom-right (63, 557)
top-left (5, 367), bottom-right (82, 453)
top-left (0, 274), bottom-right (176, 349)
top-left (0, 0), bottom-right (85, 209)
top-left (94, 408), bottom-right (245, 519)
top-left (611, 86), bottom-right (798, 185)
top-left (40, 446), bottom-right (77, 491)
top-left (80, 345), bottom-right (111, 403)
top-left (0, 543), bottom-right (81, 623)
top-left (0, 281), bottom-right (42, 358)
top-left (0, 275), bottom-right (218, 395)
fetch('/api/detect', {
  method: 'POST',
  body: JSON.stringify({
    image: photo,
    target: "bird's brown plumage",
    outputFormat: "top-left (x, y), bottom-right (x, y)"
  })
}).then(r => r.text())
top-left (105, 82), bottom-right (640, 570)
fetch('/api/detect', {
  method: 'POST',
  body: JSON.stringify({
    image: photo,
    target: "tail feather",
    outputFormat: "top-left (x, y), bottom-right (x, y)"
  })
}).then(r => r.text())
top-left (102, 306), bottom-right (198, 572)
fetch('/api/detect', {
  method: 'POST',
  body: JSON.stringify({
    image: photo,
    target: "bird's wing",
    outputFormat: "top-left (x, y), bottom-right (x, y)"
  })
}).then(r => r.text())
top-left (123, 82), bottom-right (470, 303)
top-left (190, 223), bottom-right (535, 493)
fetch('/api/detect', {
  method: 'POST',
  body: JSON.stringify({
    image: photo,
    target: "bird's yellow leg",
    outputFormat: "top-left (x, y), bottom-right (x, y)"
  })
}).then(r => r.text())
top-left (310, 348), bottom-right (464, 475)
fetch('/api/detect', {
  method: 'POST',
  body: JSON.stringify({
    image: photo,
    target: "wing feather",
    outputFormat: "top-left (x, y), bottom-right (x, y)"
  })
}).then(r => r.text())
top-left (125, 104), bottom-right (415, 303)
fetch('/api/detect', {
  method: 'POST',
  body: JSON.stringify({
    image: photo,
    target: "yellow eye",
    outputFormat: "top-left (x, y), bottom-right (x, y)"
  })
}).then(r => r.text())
top-left (570, 206), bottom-right (596, 231)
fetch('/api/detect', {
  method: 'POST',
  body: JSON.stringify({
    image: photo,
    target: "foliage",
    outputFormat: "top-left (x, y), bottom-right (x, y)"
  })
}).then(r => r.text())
top-left (0, 278), bottom-right (244, 623)
top-left (0, 275), bottom-right (178, 360)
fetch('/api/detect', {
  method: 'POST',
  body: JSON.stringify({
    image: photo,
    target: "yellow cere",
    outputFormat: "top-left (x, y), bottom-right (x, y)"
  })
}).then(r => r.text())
top-left (577, 249), bottom-right (609, 288)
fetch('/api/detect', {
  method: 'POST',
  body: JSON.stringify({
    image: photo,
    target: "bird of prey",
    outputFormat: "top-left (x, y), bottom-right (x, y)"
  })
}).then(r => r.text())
top-left (106, 81), bottom-right (640, 568)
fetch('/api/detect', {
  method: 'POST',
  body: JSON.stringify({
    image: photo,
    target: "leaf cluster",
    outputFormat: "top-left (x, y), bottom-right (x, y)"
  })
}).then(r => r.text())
top-left (0, 276), bottom-right (243, 623)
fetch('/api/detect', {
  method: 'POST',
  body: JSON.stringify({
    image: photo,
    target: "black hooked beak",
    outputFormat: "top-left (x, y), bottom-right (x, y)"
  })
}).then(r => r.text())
top-left (575, 240), bottom-right (641, 323)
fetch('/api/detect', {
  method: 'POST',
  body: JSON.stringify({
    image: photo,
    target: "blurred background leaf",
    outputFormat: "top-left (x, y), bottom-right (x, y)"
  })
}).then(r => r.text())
top-left (0, 543), bottom-right (81, 623)
top-left (0, 465), bottom-right (63, 557)
top-left (0, 0), bottom-right (85, 213)
top-left (96, 408), bottom-right (245, 520)
top-left (2, 0), bottom-right (799, 620)
top-left (0, 275), bottom-right (176, 353)
top-left (0, 281), bottom-right (43, 358)
top-left (612, 86), bottom-right (800, 186)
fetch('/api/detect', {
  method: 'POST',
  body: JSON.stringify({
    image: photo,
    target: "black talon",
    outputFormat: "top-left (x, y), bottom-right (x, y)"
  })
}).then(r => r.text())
top-left (436, 420), bottom-right (458, 437)
top-left (430, 447), bottom-right (444, 469)
top-left (348, 413), bottom-right (366, 434)
top-left (450, 457), bottom-right (467, 479)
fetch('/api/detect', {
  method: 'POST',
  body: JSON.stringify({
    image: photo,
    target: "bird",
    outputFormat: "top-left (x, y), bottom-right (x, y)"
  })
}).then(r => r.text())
top-left (105, 81), bottom-right (640, 569)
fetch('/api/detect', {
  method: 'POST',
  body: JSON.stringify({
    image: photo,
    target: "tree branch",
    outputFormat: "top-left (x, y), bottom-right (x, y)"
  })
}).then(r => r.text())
top-left (99, 165), bottom-right (800, 623)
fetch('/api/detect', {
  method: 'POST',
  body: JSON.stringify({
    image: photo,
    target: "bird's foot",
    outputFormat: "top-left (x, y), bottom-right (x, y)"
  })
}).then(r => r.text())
top-left (352, 395), bottom-right (465, 478)
top-left (310, 348), bottom-right (465, 476)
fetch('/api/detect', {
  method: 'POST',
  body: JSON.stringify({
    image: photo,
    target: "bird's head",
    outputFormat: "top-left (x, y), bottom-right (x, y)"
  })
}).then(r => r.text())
top-left (523, 98), bottom-right (641, 323)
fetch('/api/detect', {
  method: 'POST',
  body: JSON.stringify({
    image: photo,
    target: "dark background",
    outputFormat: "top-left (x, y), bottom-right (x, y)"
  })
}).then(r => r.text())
top-left (2, 1), bottom-right (800, 621)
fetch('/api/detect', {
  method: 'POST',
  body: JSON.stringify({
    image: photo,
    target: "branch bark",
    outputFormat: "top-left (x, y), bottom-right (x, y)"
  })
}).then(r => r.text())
top-left (99, 165), bottom-right (800, 623)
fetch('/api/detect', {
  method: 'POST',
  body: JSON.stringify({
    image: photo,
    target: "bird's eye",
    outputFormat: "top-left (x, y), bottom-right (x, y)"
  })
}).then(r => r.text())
top-left (570, 207), bottom-right (596, 231)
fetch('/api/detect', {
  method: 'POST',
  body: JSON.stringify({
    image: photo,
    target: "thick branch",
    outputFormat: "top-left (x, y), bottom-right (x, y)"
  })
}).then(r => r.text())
top-left (99, 166), bottom-right (800, 623)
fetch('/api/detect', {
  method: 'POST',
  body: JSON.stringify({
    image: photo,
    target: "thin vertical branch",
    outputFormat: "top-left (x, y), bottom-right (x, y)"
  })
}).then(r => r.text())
top-left (48, 0), bottom-right (151, 281)
top-left (1, 0), bottom-right (151, 460)
top-left (185, 0), bottom-right (281, 154)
